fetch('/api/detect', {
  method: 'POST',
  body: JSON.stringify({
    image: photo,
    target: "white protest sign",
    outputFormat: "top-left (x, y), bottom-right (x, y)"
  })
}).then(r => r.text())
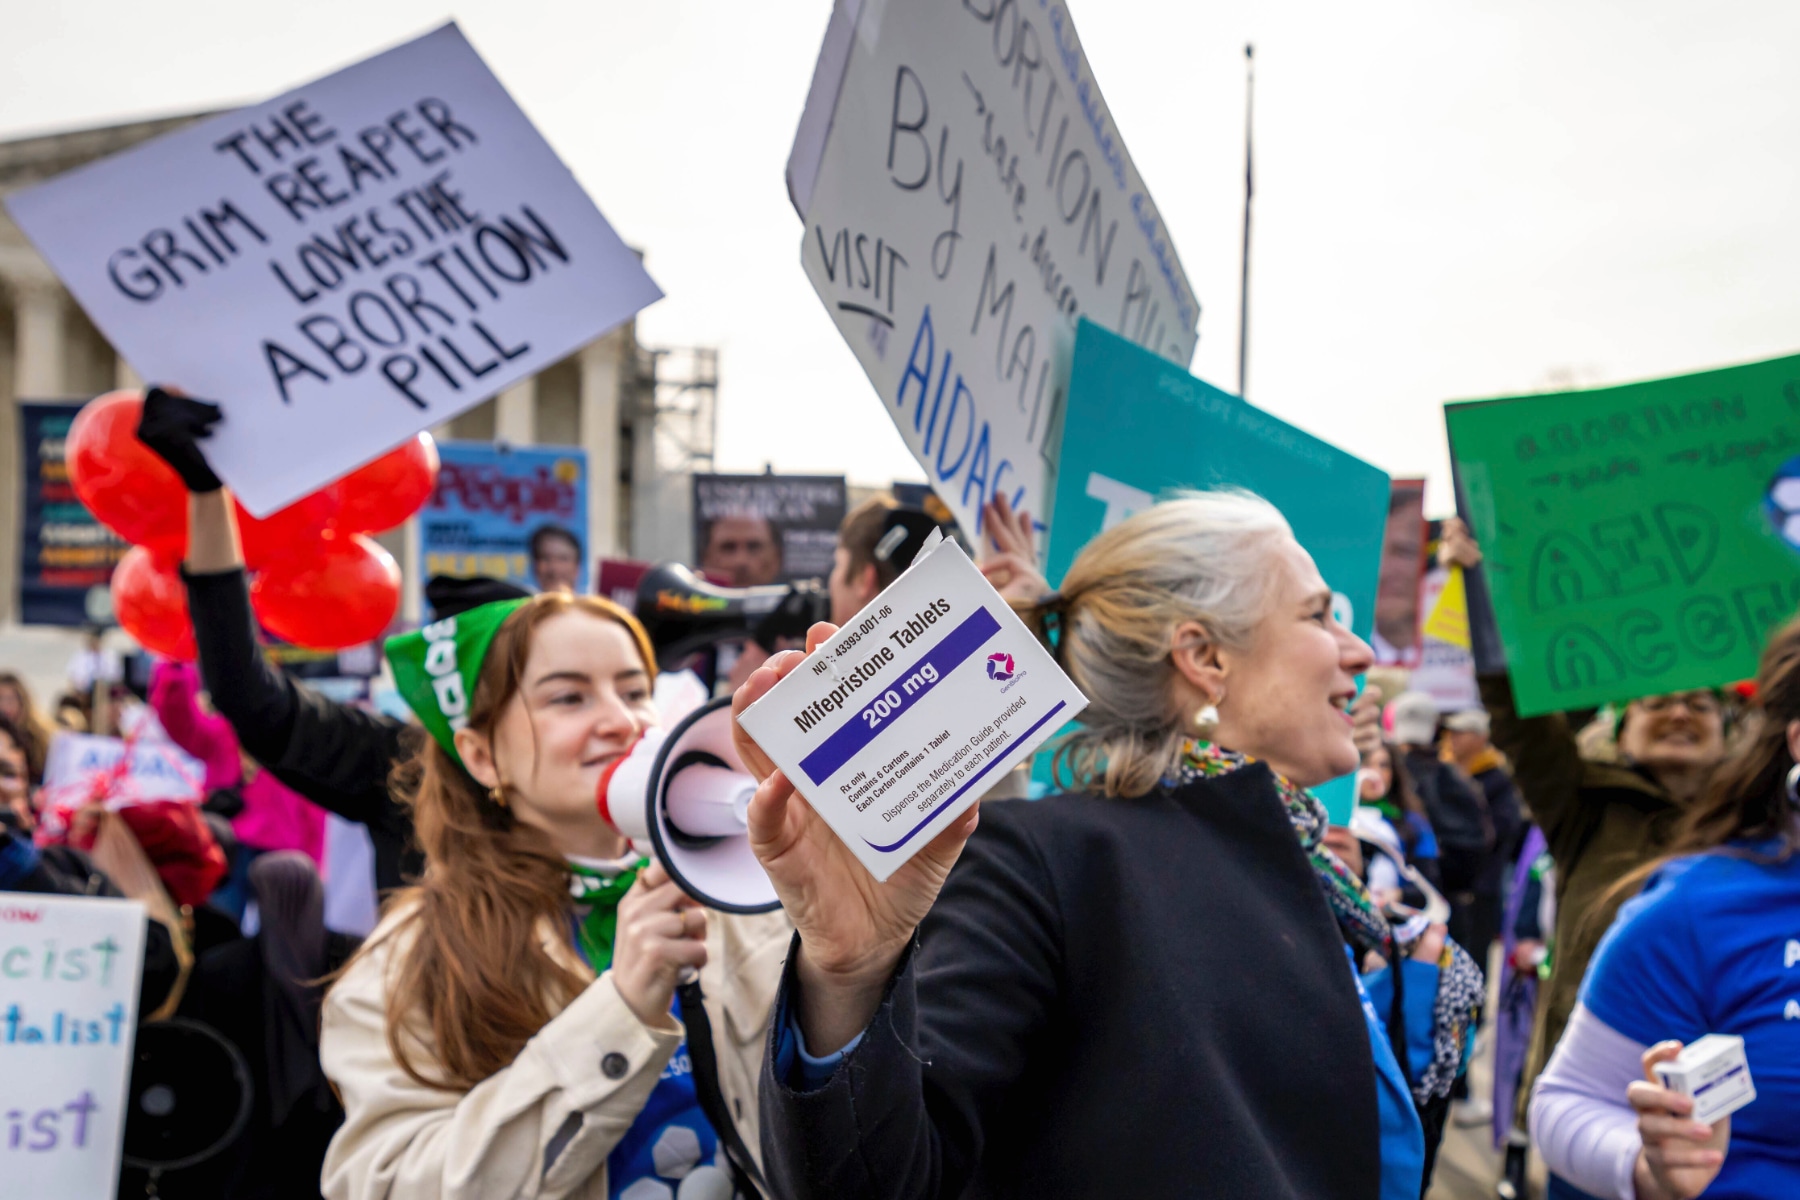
top-left (737, 535), bottom-right (1085, 880)
top-left (38, 733), bottom-right (205, 810)
top-left (0, 894), bottom-right (146, 1198)
top-left (787, 0), bottom-right (1199, 538)
top-left (5, 24), bottom-right (661, 516)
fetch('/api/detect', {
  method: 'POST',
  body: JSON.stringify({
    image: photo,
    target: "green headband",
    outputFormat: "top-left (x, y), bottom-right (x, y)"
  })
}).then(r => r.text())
top-left (385, 597), bottom-right (530, 764)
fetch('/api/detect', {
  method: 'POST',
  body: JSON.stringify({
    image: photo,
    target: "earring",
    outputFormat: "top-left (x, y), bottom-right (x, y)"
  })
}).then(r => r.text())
top-left (1195, 695), bottom-right (1222, 740)
top-left (489, 784), bottom-right (509, 809)
top-left (1786, 763), bottom-right (1800, 807)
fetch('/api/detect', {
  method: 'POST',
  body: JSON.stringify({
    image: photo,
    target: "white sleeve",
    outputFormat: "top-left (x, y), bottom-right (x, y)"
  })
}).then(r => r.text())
top-left (1528, 1002), bottom-right (1645, 1200)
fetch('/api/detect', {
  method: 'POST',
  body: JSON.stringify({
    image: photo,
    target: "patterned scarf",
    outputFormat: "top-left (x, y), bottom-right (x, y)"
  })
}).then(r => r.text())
top-left (566, 856), bottom-right (646, 972)
top-left (1169, 740), bottom-right (1483, 1103)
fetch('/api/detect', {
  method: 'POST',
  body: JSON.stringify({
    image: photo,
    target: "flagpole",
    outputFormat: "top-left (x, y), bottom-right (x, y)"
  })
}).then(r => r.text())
top-left (1238, 43), bottom-right (1255, 399)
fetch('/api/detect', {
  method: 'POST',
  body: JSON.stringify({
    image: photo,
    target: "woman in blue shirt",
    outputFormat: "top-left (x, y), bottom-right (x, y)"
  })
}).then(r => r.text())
top-left (1532, 617), bottom-right (1800, 1200)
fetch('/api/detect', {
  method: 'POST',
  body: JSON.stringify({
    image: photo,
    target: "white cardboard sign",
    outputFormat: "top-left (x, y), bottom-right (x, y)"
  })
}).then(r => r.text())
top-left (787, 0), bottom-right (1199, 539)
top-left (737, 536), bottom-right (1085, 880)
top-left (5, 24), bottom-right (661, 516)
top-left (0, 894), bottom-right (146, 1198)
top-left (37, 733), bottom-right (206, 811)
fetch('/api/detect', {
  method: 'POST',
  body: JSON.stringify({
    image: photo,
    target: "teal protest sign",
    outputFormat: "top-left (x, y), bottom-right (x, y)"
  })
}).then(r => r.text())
top-left (1041, 321), bottom-right (1390, 822)
top-left (1444, 352), bottom-right (1800, 717)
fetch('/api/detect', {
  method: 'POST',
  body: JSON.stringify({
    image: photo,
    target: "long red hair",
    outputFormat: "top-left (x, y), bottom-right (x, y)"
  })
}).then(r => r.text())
top-left (350, 592), bottom-right (657, 1090)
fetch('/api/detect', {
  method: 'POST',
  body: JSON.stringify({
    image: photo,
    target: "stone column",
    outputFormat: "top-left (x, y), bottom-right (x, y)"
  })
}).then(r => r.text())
top-left (0, 276), bottom-right (68, 626)
top-left (579, 334), bottom-right (623, 558)
top-left (114, 353), bottom-right (142, 391)
top-left (493, 377), bottom-right (536, 446)
top-left (13, 277), bottom-right (65, 398)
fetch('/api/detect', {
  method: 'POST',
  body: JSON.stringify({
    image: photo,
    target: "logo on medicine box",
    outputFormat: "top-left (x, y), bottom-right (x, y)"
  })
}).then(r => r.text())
top-left (986, 652), bottom-right (1016, 681)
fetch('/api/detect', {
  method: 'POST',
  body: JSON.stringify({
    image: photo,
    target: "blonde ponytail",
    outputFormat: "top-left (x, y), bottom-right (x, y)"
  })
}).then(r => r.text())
top-left (1028, 491), bottom-right (1291, 798)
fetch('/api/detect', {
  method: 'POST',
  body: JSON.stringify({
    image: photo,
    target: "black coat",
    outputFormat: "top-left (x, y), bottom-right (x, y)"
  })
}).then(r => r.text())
top-left (185, 568), bottom-right (420, 890)
top-left (760, 766), bottom-right (1383, 1200)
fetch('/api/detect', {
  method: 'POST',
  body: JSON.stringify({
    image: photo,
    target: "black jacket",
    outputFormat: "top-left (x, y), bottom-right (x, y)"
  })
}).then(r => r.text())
top-left (760, 768), bottom-right (1382, 1200)
top-left (184, 568), bottom-right (420, 890)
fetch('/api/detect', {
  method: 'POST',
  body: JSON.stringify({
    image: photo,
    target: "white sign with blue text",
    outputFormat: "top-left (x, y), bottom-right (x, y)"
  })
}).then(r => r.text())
top-left (787, 0), bottom-right (1198, 541)
top-left (5, 24), bottom-right (660, 517)
top-left (0, 894), bottom-right (146, 1199)
top-left (738, 536), bottom-right (1086, 880)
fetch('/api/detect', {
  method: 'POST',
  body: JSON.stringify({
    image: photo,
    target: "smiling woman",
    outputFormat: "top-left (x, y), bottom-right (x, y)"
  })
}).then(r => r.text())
top-left (734, 489), bottom-right (1481, 1199)
top-left (319, 592), bottom-right (789, 1200)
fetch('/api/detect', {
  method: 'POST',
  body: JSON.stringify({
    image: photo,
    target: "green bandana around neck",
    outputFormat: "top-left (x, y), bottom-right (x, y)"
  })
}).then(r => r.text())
top-left (567, 857), bottom-right (647, 971)
top-left (384, 597), bottom-right (530, 765)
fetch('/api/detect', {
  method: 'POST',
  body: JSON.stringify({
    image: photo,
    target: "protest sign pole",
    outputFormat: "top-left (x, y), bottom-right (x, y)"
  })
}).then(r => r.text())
top-left (1238, 44), bottom-right (1255, 400)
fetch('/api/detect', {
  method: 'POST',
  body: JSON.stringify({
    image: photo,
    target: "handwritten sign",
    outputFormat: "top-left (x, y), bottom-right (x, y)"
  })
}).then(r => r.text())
top-left (0, 894), bottom-right (146, 1198)
top-left (787, 0), bottom-right (1198, 538)
top-left (4, 24), bottom-right (660, 516)
top-left (1444, 352), bottom-right (1800, 716)
top-left (419, 441), bottom-right (588, 596)
top-left (1043, 321), bottom-right (1388, 823)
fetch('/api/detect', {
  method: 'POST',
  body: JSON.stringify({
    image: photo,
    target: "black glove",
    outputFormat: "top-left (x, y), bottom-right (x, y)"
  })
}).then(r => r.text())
top-left (136, 386), bottom-right (224, 493)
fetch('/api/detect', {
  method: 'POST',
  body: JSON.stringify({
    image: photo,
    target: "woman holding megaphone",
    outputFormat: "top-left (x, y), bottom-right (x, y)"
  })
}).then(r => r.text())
top-left (319, 590), bottom-right (789, 1200)
top-left (135, 388), bottom-right (788, 1199)
top-left (733, 491), bottom-right (1484, 1199)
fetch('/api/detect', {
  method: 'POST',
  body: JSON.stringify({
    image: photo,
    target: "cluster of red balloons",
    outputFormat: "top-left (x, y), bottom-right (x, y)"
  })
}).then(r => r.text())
top-left (68, 390), bottom-right (439, 660)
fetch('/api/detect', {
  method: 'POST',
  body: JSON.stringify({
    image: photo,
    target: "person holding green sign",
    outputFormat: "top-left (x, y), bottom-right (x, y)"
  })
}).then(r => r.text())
top-left (1441, 519), bottom-right (1729, 1186)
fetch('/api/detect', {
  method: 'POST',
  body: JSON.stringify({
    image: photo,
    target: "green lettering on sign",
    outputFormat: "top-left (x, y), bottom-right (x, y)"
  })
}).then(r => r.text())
top-left (1444, 353), bottom-right (1800, 716)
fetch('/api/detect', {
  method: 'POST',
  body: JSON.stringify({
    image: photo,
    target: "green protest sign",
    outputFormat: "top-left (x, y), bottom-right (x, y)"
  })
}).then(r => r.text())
top-left (1444, 352), bottom-right (1800, 717)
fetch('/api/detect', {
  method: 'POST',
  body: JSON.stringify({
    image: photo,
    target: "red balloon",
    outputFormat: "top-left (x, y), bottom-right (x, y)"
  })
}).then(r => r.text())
top-left (67, 391), bottom-right (187, 559)
top-left (112, 545), bottom-right (196, 661)
top-left (331, 434), bottom-right (440, 535)
top-left (234, 489), bottom-right (340, 571)
top-left (251, 534), bottom-right (401, 649)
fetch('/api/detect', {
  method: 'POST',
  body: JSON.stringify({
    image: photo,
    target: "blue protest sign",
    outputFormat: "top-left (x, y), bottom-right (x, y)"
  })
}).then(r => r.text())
top-left (1042, 321), bottom-right (1390, 823)
top-left (418, 442), bottom-right (588, 602)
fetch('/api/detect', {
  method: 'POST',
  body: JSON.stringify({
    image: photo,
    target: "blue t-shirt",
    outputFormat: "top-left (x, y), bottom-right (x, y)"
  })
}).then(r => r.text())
top-left (1580, 845), bottom-right (1800, 1200)
top-left (567, 919), bottom-right (724, 1199)
top-left (605, 1034), bottom-right (723, 1200)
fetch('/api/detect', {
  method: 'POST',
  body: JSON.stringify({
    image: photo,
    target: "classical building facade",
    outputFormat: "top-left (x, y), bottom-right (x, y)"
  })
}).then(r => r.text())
top-left (0, 112), bottom-right (710, 695)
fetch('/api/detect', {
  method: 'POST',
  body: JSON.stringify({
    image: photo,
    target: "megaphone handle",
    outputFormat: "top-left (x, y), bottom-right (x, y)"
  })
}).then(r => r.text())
top-left (676, 978), bottom-right (769, 1200)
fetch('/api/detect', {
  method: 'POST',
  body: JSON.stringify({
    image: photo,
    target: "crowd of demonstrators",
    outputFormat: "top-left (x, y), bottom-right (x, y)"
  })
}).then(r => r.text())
top-left (9, 374), bottom-right (1791, 1200)
top-left (734, 492), bottom-right (1483, 1198)
top-left (1530, 614), bottom-right (1800, 1199)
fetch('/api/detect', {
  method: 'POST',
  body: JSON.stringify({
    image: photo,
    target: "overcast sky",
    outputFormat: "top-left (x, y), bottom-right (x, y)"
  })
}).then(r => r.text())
top-left (5, 0), bottom-right (1798, 513)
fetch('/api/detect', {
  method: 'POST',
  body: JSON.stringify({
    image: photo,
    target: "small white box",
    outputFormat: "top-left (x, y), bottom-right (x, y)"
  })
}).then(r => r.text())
top-left (1652, 1034), bottom-right (1755, 1125)
top-left (736, 535), bottom-right (1086, 881)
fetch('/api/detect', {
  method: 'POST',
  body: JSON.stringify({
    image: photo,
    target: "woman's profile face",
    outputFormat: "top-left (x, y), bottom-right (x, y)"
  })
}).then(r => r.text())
top-left (479, 611), bottom-right (660, 851)
top-left (1214, 537), bottom-right (1373, 788)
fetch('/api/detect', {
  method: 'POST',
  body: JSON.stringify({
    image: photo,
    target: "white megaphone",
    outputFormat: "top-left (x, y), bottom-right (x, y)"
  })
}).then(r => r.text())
top-left (597, 696), bottom-right (780, 913)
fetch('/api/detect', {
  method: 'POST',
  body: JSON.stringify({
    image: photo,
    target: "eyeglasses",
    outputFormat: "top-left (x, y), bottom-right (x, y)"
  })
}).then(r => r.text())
top-left (1637, 692), bottom-right (1720, 717)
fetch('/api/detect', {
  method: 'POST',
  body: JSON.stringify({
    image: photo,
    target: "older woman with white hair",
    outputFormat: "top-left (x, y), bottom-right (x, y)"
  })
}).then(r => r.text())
top-left (733, 491), bottom-right (1483, 1200)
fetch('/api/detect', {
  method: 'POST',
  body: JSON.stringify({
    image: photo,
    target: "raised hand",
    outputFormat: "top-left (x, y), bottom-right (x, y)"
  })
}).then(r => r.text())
top-left (978, 494), bottom-right (1048, 605)
top-left (136, 386), bottom-right (224, 493)
top-left (1438, 517), bottom-right (1483, 570)
top-left (732, 622), bottom-right (980, 1052)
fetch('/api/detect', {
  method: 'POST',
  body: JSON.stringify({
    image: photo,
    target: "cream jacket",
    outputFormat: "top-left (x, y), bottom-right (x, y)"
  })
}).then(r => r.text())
top-left (319, 904), bottom-right (791, 1200)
